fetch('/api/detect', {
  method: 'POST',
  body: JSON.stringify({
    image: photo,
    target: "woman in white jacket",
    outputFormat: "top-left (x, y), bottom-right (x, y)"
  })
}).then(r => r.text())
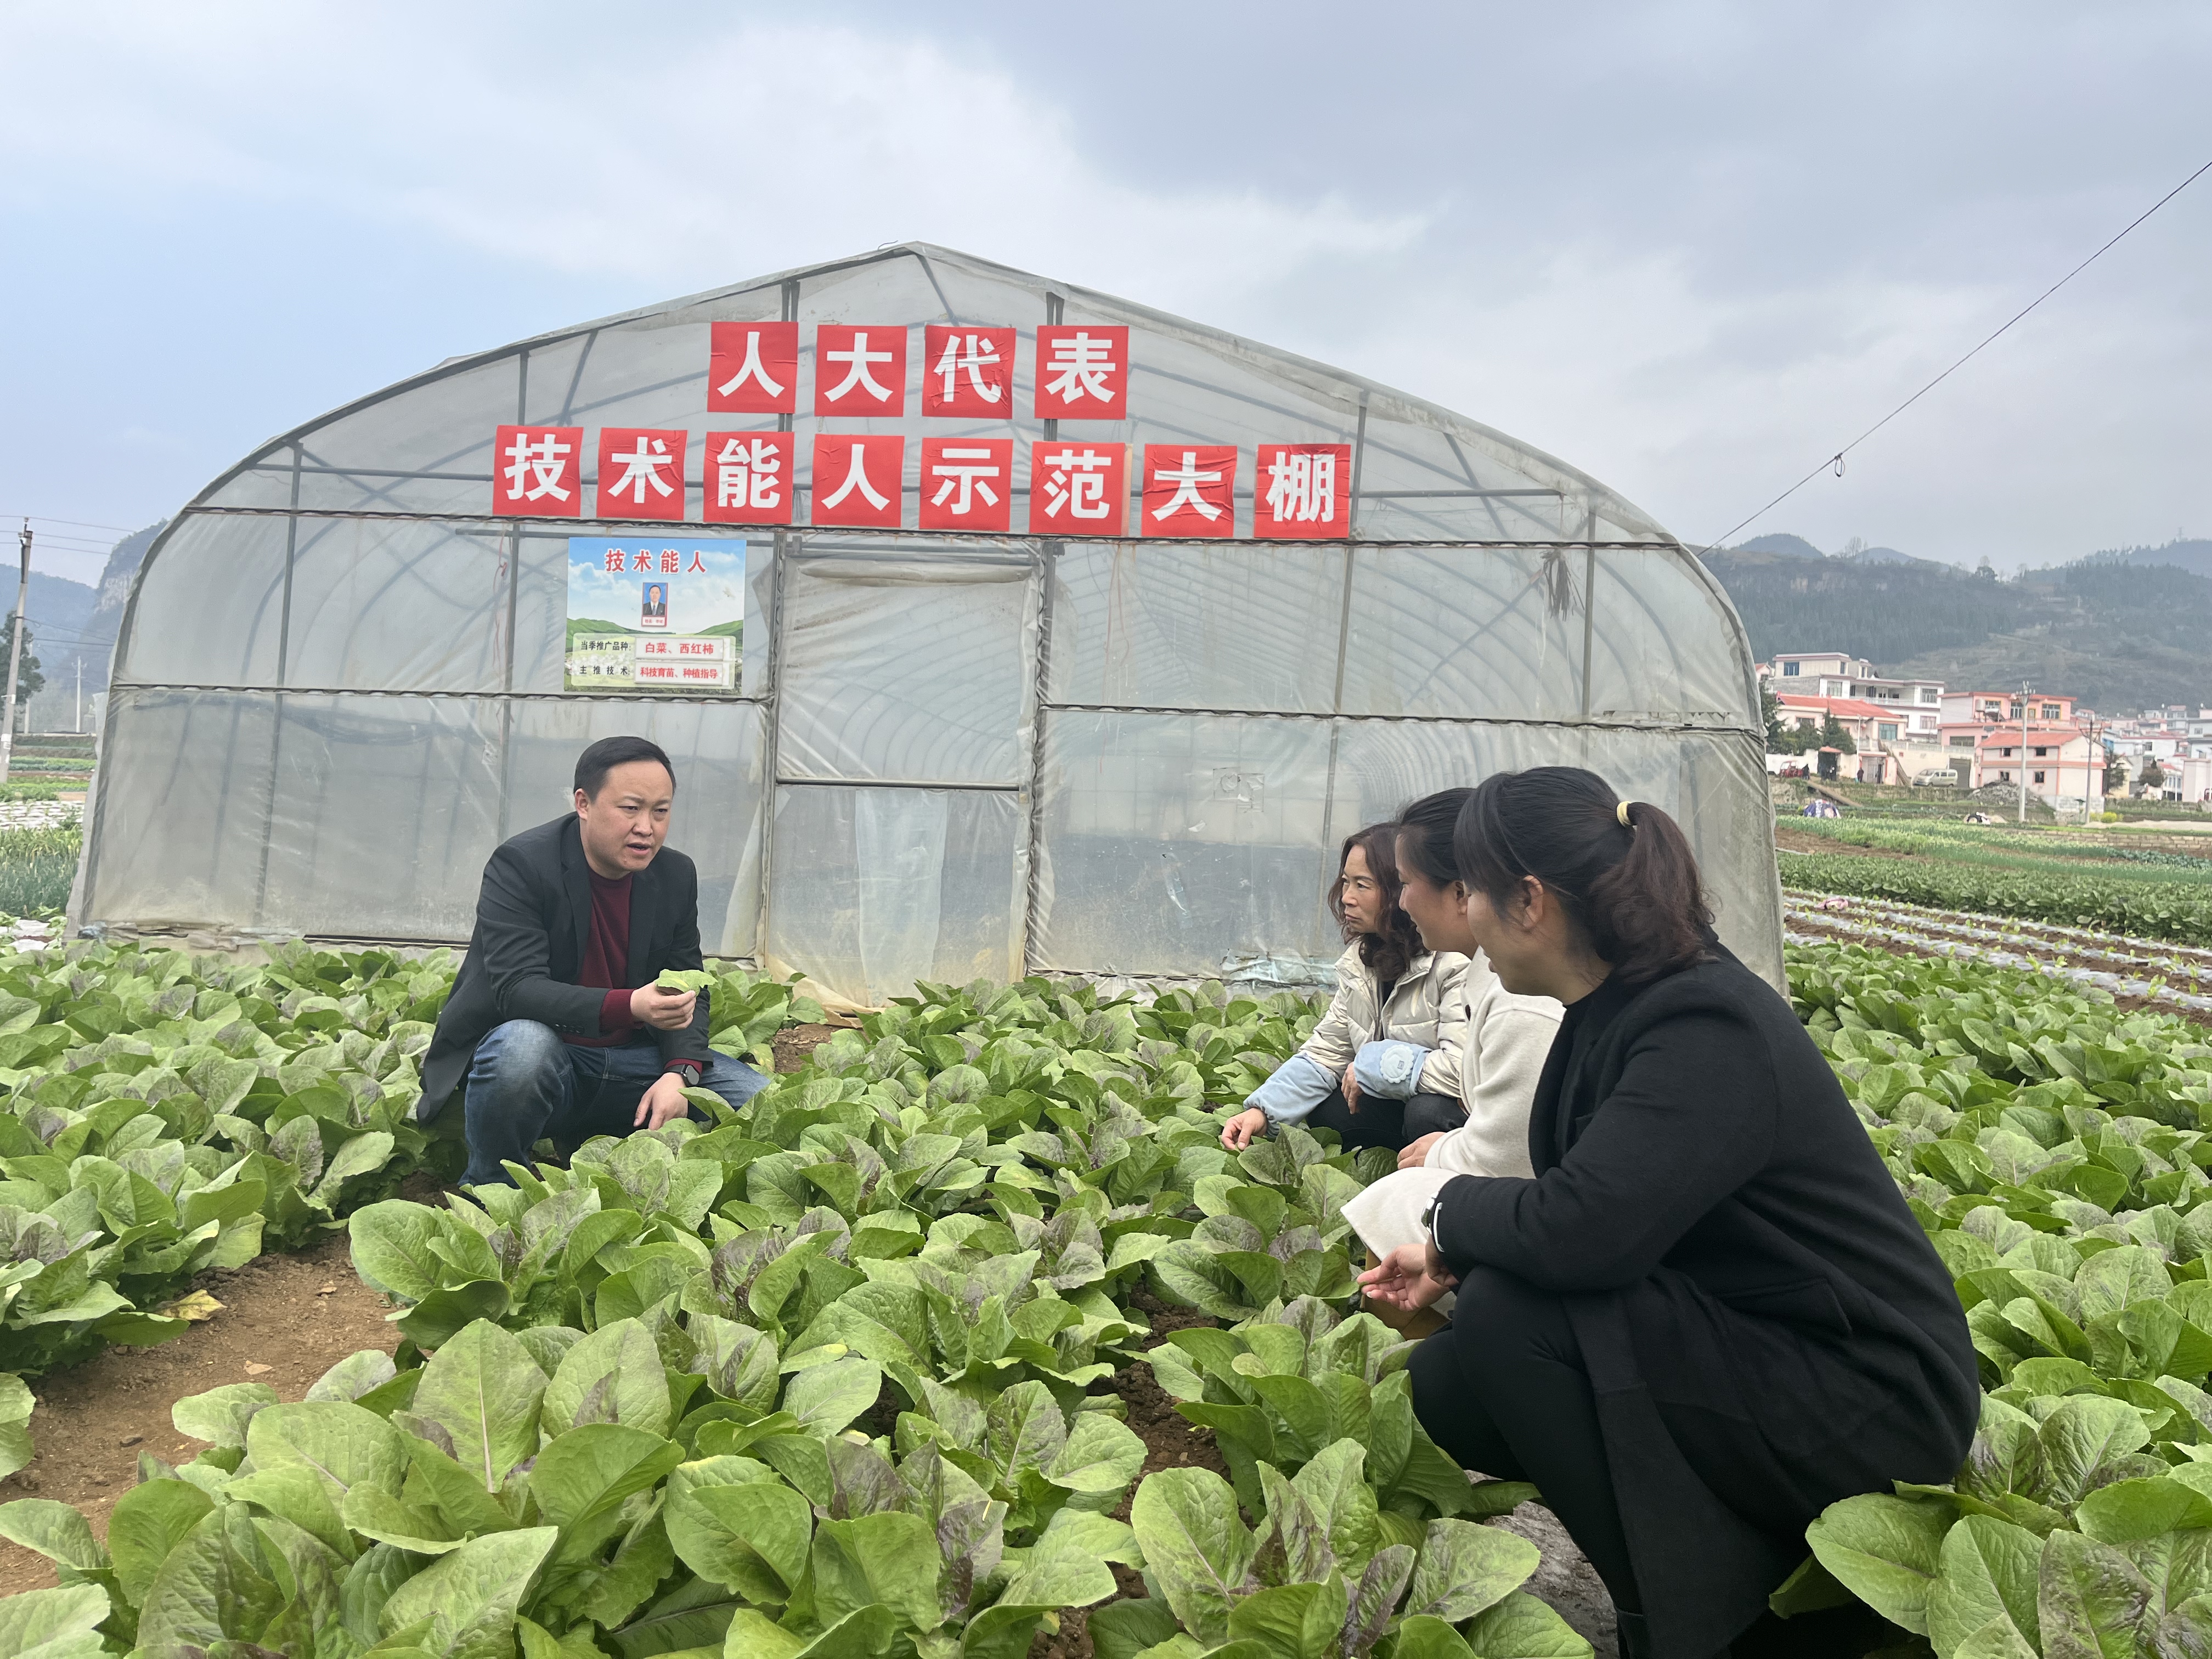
top-left (1219, 822), bottom-right (1470, 1155)
top-left (1341, 787), bottom-right (1563, 1334)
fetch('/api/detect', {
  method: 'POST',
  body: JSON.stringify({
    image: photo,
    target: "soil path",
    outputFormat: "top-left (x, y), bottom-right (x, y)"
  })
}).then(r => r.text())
top-left (0, 1229), bottom-right (397, 1593)
top-left (0, 1020), bottom-right (853, 1594)
top-left (773, 1022), bottom-right (847, 1073)
top-left (1031, 1288), bottom-right (1227, 1659)
top-left (1773, 826), bottom-right (1921, 860)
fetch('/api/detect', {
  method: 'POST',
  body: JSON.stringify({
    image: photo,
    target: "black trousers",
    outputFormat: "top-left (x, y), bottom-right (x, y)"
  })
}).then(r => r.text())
top-left (1408, 1269), bottom-right (1906, 1659)
top-left (1303, 1087), bottom-right (1464, 1152)
top-left (1408, 1268), bottom-right (1641, 1611)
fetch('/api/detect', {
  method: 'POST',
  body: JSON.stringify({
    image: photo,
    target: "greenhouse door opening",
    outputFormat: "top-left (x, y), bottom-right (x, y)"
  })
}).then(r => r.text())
top-left (766, 552), bottom-right (1036, 1005)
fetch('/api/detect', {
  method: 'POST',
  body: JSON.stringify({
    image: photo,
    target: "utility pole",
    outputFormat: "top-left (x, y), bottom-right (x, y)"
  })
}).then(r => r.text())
top-left (2, 523), bottom-right (29, 785)
top-left (74, 658), bottom-right (81, 735)
top-left (2018, 682), bottom-right (2032, 825)
top-left (2086, 720), bottom-right (2101, 823)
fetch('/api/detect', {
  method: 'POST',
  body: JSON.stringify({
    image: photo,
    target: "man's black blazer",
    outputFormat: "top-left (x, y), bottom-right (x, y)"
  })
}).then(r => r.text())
top-left (414, 814), bottom-right (713, 1121)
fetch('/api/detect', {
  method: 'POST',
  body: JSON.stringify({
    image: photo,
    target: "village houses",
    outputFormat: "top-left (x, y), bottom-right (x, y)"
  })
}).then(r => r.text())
top-left (1759, 654), bottom-right (2108, 809)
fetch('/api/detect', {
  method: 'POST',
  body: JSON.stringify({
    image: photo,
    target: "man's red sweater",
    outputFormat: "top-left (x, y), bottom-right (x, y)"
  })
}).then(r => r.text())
top-left (567, 866), bottom-right (700, 1080)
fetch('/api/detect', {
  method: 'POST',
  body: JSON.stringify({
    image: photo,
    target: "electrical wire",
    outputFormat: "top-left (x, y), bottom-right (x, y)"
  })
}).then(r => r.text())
top-left (1704, 154), bottom-right (2212, 553)
top-left (0, 514), bottom-right (140, 534)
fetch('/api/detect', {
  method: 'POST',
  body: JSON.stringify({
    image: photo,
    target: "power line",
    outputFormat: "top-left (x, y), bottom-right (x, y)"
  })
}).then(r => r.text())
top-left (0, 514), bottom-right (139, 534)
top-left (1703, 153), bottom-right (2212, 554)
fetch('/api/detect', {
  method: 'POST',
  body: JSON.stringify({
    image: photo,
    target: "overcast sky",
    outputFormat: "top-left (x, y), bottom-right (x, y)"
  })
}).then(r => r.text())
top-left (1, 1), bottom-right (2205, 585)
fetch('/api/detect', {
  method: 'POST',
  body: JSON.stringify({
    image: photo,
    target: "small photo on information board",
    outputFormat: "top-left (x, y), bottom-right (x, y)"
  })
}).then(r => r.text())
top-left (565, 537), bottom-right (746, 693)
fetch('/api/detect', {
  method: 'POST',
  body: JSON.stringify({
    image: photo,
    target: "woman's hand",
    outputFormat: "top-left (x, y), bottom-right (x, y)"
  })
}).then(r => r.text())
top-left (1398, 1132), bottom-right (1444, 1170)
top-left (1220, 1108), bottom-right (1269, 1150)
top-left (1357, 1243), bottom-right (1457, 1312)
top-left (1341, 1063), bottom-right (1362, 1114)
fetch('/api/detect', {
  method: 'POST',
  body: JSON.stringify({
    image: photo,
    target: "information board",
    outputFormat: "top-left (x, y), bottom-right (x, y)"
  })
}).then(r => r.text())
top-left (563, 537), bottom-right (746, 693)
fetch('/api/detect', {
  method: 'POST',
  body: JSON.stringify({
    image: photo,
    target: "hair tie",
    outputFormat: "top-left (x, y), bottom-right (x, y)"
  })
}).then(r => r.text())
top-left (1616, 800), bottom-right (1634, 829)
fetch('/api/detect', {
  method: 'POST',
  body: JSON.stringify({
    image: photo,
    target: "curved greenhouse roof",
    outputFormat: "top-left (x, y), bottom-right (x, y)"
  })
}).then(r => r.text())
top-left (77, 243), bottom-right (1781, 1001)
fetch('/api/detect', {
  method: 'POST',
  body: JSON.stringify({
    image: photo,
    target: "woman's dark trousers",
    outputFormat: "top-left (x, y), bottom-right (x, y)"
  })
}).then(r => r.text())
top-left (1302, 1087), bottom-right (1464, 1152)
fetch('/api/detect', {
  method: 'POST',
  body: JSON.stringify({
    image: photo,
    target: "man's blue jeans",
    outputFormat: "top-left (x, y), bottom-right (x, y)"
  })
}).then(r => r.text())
top-left (461, 1020), bottom-right (770, 1186)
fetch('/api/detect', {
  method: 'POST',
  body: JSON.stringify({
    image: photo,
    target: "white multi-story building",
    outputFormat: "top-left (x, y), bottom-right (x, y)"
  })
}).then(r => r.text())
top-left (1760, 652), bottom-right (1945, 740)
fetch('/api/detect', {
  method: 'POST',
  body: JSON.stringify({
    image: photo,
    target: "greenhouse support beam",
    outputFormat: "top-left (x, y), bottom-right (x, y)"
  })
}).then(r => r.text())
top-left (167, 504), bottom-right (1680, 551)
top-left (752, 523), bottom-right (793, 966)
top-left (1019, 536), bottom-right (1060, 979)
top-left (250, 446), bottom-right (302, 926)
top-left (1316, 398), bottom-right (1369, 859)
top-left (775, 775), bottom-right (1019, 794)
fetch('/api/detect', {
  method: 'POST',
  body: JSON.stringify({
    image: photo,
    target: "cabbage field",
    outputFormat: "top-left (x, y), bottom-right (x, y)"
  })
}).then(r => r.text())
top-left (1776, 806), bottom-right (2212, 949)
top-left (1792, 943), bottom-right (2212, 1656)
top-left (5, 921), bottom-right (2212, 1657)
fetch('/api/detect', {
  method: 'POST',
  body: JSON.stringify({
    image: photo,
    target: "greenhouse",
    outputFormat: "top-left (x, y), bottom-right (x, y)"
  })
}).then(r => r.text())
top-left (72, 244), bottom-right (1780, 1004)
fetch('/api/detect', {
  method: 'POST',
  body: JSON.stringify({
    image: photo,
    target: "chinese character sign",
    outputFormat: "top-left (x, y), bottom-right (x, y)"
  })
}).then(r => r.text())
top-left (597, 429), bottom-right (690, 520)
top-left (919, 438), bottom-right (1013, 532)
top-left (814, 325), bottom-right (908, 416)
top-left (703, 431), bottom-right (795, 525)
top-left (1255, 444), bottom-right (1352, 539)
top-left (1028, 442), bottom-right (1127, 535)
top-left (565, 537), bottom-right (744, 692)
top-left (810, 435), bottom-right (905, 528)
top-left (922, 325), bottom-right (1017, 417)
top-left (708, 321), bottom-right (798, 414)
top-left (1035, 325), bottom-right (1128, 419)
top-left (493, 425), bottom-right (584, 517)
top-left (1143, 445), bottom-right (1237, 538)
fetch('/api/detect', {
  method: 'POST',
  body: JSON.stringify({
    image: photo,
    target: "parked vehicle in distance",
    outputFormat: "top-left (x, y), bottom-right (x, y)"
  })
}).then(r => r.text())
top-left (1912, 768), bottom-right (1960, 787)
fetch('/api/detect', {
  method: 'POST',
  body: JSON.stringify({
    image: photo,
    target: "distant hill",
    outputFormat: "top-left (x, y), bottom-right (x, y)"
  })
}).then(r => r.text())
top-left (1736, 533), bottom-right (1825, 559)
top-left (1733, 532), bottom-right (1950, 571)
top-left (2100, 539), bottom-right (2212, 582)
top-left (1845, 544), bottom-right (1948, 569)
top-left (1702, 537), bottom-right (2212, 714)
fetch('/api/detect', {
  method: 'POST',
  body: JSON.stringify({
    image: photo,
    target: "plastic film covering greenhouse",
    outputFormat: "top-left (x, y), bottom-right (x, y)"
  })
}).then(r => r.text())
top-left (74, 244), bottom-right (1784, 1005)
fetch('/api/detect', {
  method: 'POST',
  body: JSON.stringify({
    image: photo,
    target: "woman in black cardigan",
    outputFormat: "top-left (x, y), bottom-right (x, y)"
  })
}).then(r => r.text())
top-left (1358, 768), bottom-right (1978, 1659)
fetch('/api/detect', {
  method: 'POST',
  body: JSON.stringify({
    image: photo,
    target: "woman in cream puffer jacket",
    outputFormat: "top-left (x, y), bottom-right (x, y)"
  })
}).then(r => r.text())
top-left (1221, 822), bottom-right (1484, 1154)
top-left (1339, 786), bottom-right (1563, 1331)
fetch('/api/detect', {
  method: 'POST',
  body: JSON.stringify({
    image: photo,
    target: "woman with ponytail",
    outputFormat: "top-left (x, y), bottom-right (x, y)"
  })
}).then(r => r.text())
top-left (1358, 768), bottom-right (1977, 1659)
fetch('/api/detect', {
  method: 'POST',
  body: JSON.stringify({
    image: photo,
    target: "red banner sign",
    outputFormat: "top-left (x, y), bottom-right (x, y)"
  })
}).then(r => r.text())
top-left (919, 437), bottom-right (1013, 532)
top-left (493, 425), bottom-right (584, 517)
top-left (922, 325), bottom-right (1017, 417)
top-left (702, 431), bottom-right (795, 525)
top-left (597, 428), bottom-right (689, 520)
top-left (810, 434), bottom-right (905, 528)
top-left (708, 321), bottom-right (798, 414)
top-left (1028, 441), bottom-right (1127, 535)
top-left (1142, 445), bottom-right (1237, 538)
top-left (1035, 325), bottom-right (1128, 420)
top-left (1255, 443), bottom-right (1351, 538)
top-left (814, 325), bottom-right (908, 417)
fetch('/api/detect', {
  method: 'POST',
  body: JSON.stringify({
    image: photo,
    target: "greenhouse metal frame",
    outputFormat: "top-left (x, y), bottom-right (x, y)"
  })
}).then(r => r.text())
top-left (75, 244), bottom-right (1784, 1003)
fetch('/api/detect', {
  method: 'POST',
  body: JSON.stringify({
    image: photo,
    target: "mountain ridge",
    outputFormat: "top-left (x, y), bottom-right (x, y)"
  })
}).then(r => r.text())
top-left (1702, 535), bottom-right (2212, 714)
